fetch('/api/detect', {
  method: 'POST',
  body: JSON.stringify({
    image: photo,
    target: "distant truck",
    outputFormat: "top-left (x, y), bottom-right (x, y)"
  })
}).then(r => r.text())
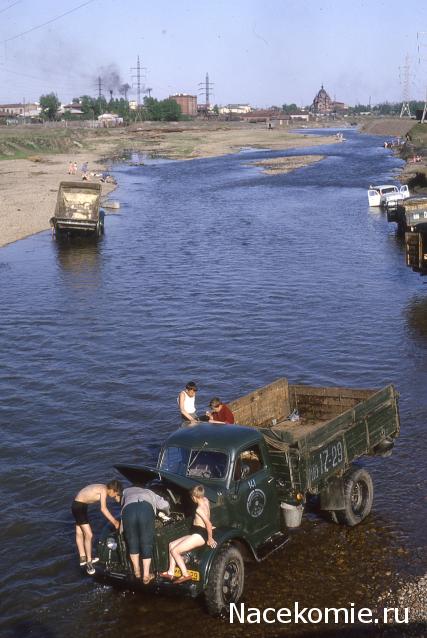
top-left (386, 196), bottom-right (427, 275)
top-left (95, 379), bottom-right (400, 615)
top-left (50, 181), bottom-right (105, 237)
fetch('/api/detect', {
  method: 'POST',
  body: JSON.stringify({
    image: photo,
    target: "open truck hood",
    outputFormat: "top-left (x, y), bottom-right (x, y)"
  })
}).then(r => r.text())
top-left (114, 464), bottom-right (220, 503)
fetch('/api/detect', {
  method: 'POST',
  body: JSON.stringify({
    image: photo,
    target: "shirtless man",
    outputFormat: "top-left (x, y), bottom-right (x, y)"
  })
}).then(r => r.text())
top-left (71, 480), bottom-right (122, 574)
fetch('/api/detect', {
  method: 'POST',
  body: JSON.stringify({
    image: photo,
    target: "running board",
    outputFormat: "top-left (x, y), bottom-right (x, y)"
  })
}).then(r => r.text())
top-left (253, 532), bottom-right (289, 562)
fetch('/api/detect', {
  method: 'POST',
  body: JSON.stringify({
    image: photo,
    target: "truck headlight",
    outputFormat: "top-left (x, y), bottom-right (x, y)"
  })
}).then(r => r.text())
top-left (106, 538), bottom-right (118, 550)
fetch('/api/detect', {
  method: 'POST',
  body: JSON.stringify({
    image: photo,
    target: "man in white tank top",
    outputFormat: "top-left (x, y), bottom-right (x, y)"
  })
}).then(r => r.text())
top-left (178, 381), bottom-right (198, 426)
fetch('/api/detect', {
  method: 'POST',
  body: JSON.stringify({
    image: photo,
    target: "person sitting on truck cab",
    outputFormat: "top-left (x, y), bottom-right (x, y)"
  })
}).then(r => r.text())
top-left (160, 485), bottom-right (216, 583)
top-left (206, 397), bottom-right (234, 424)
top-left (178, 381), bottom-right (199, 426)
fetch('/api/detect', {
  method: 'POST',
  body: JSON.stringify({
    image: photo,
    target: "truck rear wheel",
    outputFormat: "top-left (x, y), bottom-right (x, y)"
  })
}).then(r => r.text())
top-left (204, 544), bottom-right (244, 616)
top-left (336, 467), bottom-right (373, 526)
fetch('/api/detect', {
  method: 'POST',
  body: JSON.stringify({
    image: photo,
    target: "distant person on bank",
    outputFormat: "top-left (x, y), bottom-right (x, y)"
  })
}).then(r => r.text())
top-left (121, 486), bottom-right (170, 584)
top-left (178, 381), bottom-right (199, 426)
top-left (71, 480), bottom-right (122, 575)
top-left (206, 397), bottom-right (235, 424)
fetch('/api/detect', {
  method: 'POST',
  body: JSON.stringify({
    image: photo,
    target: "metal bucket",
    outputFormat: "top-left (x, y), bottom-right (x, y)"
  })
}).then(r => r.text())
top-left (281, 502), bottom-right (304, 528)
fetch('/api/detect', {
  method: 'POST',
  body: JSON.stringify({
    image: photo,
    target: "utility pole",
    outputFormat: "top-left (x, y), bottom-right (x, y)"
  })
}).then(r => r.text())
top-left (399, 55), bottom-right (412, 118)
top-left (198, 72), bottom-right (214, 115)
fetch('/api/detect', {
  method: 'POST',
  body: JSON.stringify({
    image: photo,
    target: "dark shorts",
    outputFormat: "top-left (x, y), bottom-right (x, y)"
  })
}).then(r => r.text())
top-left (71, 500), bottom-right (89, 526)
top-left (190, 525), bottom-right (208, 544)
top-left (122, 501), bottom-right (155, 558)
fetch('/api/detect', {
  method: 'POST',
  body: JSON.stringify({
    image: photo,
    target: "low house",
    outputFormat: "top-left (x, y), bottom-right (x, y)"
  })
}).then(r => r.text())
top-left (0, 102), bottom-right (39, 117)
top-left (289, 111), bottom-right (310, 122)
top-left (60, 103), bottom-right (84, 116)
top-left (240, 109), bottom-right (291, 125)
top-left (97, 113), bottom-right (123, 127)
top-left (218, 104), bottom-right (252, 115)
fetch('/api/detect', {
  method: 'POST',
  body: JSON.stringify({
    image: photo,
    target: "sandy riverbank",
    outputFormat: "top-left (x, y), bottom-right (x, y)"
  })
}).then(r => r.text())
top-left (0, 152), bottom-right (116, 248)
top-left (247, 154), bottom-right (325, 174)
top-left (0, 124), bottom-right (337, 248)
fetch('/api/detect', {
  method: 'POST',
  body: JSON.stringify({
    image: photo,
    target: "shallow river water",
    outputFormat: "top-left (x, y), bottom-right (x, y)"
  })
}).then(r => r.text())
top-left (0, 130), bottom-right (426, 638)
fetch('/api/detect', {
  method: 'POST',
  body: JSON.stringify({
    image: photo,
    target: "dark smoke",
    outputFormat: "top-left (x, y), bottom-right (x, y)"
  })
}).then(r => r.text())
top-left (96, 64), bottom-right (125, 96)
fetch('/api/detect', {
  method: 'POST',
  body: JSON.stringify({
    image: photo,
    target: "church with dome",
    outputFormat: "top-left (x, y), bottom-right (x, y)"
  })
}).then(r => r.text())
top-left (310, 85), bottom-right (347, 115)
top-left (311, 85), bottom-right (333, 113)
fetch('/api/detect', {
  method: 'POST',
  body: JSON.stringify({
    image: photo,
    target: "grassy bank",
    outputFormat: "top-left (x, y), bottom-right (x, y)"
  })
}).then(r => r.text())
top-left (399, 122), bottom-right (427, 191)
top-left (0, 126), bottom-right (100, 160)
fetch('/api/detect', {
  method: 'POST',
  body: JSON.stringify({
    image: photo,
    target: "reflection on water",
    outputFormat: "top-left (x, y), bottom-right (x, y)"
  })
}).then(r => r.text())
top-left (0, 129), bottom-right (426, 637)
top-left (54, 238), bottom-right (103, 288)
top-left (405, 294), bottom-right (427, 340)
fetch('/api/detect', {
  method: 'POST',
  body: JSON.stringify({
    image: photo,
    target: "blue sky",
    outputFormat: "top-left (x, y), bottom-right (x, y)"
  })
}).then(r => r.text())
top-left (0, 0), bottom-right (426, 107)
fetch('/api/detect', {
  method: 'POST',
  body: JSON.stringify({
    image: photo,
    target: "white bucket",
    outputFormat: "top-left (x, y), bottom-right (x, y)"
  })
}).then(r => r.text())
top-left (281, 502), bottom-right (304, 528)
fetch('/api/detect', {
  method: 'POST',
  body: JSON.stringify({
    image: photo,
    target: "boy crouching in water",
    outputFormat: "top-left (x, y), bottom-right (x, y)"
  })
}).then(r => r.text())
top-left (72, 480), bottom-right (123, 574)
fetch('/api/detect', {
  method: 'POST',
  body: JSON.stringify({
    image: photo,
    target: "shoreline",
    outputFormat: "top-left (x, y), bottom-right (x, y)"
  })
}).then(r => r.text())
top-left (0, 125), bottom-right (337, 248)
top-left (0, 151), bottom-right (117, 249)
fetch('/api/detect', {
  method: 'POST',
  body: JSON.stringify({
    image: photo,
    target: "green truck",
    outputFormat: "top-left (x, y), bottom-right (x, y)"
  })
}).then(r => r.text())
top-left (95, 379), bottom-right (400, 615)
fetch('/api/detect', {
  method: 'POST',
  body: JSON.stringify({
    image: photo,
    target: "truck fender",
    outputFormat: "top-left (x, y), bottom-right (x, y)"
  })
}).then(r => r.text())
top-left (198, 529), bottom-right (254, 588)
top-left (319, 475), bottom-right (346, 511)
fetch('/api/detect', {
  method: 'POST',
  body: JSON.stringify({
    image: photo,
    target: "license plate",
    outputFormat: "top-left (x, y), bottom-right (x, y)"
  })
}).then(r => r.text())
top-left (174, 568), bottom-right (200, 581)
top-left (308, 437), bottom-right (345, 484)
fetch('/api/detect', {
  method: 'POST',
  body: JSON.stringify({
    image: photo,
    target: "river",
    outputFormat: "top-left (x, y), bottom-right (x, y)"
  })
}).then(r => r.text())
top-left (0, 129), bottom-right (425, 638)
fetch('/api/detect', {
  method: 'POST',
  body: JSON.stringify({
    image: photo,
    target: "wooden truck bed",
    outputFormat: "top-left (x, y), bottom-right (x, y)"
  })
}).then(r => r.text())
top-left (229, 378), bottom-right (400, 498)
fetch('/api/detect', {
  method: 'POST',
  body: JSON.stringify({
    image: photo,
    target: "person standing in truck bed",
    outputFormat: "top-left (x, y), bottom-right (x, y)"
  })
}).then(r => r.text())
top-left (178, 381), bottom-right (199, 426)
top-left (71, 481), bottom-right (122, 575)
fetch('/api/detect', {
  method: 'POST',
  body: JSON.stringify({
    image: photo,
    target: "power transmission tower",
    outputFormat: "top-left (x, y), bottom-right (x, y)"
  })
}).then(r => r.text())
top-left (399, 55), bottom-right (412, 117)
top-left (131, 55), bottom-right (146, 107)
top-left (417, 32), bottom-right (427, 123)
top-left (198, 72), bottom-right (214, 115)
top-left (97, 76), bottom-right (103, 99)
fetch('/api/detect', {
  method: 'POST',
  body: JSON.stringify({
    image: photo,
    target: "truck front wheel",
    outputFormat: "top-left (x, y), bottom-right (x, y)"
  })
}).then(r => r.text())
top-left (336, 467), bottom-right (373, 527)
top-left (204, 544), bottom-right (244, 616)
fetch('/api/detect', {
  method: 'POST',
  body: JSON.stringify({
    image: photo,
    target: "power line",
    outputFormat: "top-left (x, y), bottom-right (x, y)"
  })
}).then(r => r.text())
top-left (0, 0), bottom-right (97, 45)
top-left (0, 65), bottom-right (93, 92)
top-left (0, 1), bottom-right (21, 15)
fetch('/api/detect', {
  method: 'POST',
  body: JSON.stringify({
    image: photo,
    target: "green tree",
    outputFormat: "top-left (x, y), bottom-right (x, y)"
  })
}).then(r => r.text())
top-left (39, 92), bottom-right (60, 120)
top-left (159, 98), bottom-right (181, 121)
top-left (142, 97), bottom-right (181, 121)
top-left (143, 97), bottom-right (161, 120)
top-left (281, 103), bottom-right (299, 113)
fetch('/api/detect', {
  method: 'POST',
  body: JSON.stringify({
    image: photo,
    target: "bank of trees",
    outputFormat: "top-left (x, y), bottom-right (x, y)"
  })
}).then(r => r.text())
top-left (349, 101), bottom-right (426, 116)
top-left (39, 92), bottom-right (183, 123)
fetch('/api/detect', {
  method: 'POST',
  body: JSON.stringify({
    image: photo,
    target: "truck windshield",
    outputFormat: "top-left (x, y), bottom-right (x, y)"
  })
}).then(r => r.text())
top-left (160, 446), bottom-right (229, 480)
